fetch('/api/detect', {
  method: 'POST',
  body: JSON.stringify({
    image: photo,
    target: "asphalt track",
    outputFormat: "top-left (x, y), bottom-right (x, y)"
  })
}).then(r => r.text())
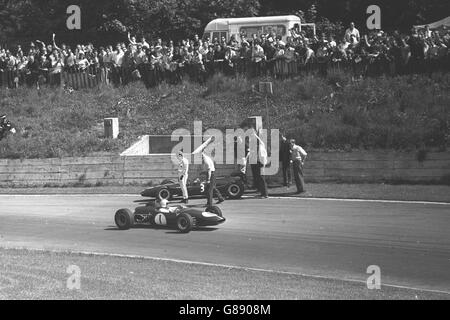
top-left (0, 194), bottom-right (449, 297)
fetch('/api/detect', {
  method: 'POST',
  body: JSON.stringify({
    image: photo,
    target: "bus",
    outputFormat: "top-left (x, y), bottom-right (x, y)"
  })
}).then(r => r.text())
top-left (203, 15), bottom-right (316, 43)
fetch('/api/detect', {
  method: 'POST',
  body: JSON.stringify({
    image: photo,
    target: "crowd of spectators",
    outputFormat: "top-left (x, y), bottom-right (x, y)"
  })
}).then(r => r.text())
top-left (1, 22), bottom-right (449, 88)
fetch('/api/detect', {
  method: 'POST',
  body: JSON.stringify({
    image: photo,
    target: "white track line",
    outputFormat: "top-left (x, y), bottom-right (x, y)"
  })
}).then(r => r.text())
top-left (0, 194), bottom-right (449, 205)
top-left (2, 246), bottom-right (450, 296)
top-left (243, 196), bottom-right (450, 206)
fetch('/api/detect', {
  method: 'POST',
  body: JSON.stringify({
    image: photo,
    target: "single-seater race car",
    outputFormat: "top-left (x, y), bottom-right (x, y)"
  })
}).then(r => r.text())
top-left (114, 200), bottom-right (225, 233)
top-left (141, 172), bottom-right (245, 201)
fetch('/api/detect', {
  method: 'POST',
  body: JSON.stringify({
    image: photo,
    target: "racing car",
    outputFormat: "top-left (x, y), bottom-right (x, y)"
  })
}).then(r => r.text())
top-left (114, 200), bottom-right (225, 233)
top-left (141, 172), bottom-right (245, 200)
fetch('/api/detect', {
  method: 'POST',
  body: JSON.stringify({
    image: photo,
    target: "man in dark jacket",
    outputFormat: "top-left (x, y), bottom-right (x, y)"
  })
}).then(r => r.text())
top-left (279, 134), bottom-right (292, 187)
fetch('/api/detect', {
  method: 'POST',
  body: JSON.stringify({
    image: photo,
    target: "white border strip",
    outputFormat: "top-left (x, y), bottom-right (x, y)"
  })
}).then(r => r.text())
top-left (0, 194), bottom-right (449, 205)
top-left (2, 246), bottom-right (449, 296)
top-left (245, 196), bottom-right (450, 206)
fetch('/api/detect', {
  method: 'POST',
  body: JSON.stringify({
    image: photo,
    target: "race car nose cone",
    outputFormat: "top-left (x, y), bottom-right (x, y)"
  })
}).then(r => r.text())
top-left (202, 212), bottom-right (218, 218)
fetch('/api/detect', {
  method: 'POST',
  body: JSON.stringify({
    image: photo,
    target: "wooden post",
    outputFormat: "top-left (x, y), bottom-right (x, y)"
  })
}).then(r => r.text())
top-left (104, 117), bottom-right (119, 139)
top-left (258, 81), bottom-right (273, 128)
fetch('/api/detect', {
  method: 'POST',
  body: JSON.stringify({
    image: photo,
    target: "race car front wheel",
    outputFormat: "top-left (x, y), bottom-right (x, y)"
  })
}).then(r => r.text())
top-left (226, 182), bottom-right (244, 199)
top-left (176, 213), bottom-right (194, 233)
top-left (158, 188), bottom-right (172, 201)
top-left (115, 209), bottom-right (134, 230)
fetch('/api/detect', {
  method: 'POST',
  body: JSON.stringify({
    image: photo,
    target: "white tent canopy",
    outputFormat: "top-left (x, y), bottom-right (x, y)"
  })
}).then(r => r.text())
top-left (414, 16), bottom-right (450, 29)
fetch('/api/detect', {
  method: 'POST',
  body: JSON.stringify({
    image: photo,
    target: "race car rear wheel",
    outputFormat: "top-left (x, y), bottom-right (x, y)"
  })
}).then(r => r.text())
top-left (176, 213), bottom-right (194, 233)
top-left (206, 206), bottom-right (223, 217)
top-left (226, 182), bottom-right (244, 199)
top-left (158, 188), bottom-right (172, 201)
top-left (115, 209), bottom-right (134, 230)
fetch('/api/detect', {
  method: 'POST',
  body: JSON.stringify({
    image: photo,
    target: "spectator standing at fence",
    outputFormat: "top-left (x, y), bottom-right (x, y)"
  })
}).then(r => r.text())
top-left (264, 37), bottom-right (276, 76)
top-left (112, 44), bottom-right (125, 85)
top-left (251, 40), bottom-right (265, 77)
top-left (408, 28), bottom-right (425, 74)
top-left (76, 52), bottom-right (90, 71)
top-left (345, 22), bottom-right (360, 44)
top-left (121, 47), bottom-right (135, 85)
top-left (49, 49), bottom-right (64, 85)
top-left (192, 47), bottom-right (206, 82)
top-left (304, 42), bottom-right (315, 66)
top-left (424, 25), bottom-right (433, 39)
top-left (289, 139), bottom-right (307, 194)
top-left (213, 42), bottom-right (225, 73)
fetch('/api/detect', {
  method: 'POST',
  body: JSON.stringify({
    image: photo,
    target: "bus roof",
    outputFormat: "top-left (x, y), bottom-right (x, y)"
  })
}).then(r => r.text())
top-left (204, 15), bottom-right (301, 31)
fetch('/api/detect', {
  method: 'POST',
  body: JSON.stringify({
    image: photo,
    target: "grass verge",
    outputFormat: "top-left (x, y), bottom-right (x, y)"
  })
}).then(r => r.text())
top-left (0, 248), bottom-right (447, 300)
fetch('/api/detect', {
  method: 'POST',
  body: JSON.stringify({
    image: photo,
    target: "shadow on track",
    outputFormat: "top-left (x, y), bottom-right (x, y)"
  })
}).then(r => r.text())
top-left (104, 225), bottom-right (218, 233)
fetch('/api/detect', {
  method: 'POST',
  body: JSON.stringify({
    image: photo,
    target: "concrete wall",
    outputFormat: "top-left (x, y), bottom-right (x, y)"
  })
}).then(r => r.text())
top-left (0, 151), bottom-right (449, 187)
top-left (0, 155), bottom-right (237, 187)
top-left (288, 151), bottom-right (450, 183)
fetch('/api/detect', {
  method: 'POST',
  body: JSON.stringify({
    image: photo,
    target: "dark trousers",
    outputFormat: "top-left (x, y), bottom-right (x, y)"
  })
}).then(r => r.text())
top-left (206, 171), bottom-right (224, 206)
top-left (282, 161), bottom-right (292, 186)
top-left (238, 172), bottom-right (248, 185)
top-left (292, 160), bottom-right (305, 193)
top-left (251, 163), bottom-right (268, 197)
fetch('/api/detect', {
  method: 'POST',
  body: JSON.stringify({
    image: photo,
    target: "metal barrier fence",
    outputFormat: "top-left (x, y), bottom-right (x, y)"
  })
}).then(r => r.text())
top-left (0, 69), bottom-right (20, 88)
top-left (1, 55), bottom-right (449, 90)
top-left (62, 67), bottom-right (104, 90)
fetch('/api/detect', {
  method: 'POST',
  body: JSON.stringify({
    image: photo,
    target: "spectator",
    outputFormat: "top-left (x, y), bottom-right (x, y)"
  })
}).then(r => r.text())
top-left (251, 40), bottom-right (265, 76)
top-left (1, 25), bottom-right (448, 90)
top-left (279, 134), bottom-right (292, 187)
top-left (289, 139), bottom-right (307, 194)
top-left (202, 152), bottom-right (225, 206)
top-left (345, 22), bottom-right (360, 44)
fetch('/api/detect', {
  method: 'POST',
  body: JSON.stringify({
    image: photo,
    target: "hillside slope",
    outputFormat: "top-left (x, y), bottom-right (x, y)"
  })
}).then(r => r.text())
top-left (0, 72), bottom-right (449, 159)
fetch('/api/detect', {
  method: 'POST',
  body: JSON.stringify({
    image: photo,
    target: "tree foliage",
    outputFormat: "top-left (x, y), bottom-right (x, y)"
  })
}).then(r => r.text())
top-left (0, 0), bottom-right (448, 46)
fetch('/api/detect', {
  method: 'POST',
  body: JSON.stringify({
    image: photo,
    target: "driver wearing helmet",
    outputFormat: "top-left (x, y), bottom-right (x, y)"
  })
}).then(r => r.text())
top-left (155, 199), bottom-right (179, 214)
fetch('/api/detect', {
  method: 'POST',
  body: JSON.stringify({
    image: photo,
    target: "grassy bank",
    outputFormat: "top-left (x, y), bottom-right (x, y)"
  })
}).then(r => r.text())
top-left (0, 71), bottom-right (449, 159)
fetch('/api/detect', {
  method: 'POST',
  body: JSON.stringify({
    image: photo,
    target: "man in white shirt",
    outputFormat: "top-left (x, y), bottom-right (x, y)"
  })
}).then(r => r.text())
top-left (289, 139), bottom-right (307, 194)
top-left (177, 151), bottom-right (189, 204)
top-left (113, 45), bottom-right (124, 67)
top-left (202, 152), bottom-right (225, 206)
top-left (345, 22), bottom-right (360, 44)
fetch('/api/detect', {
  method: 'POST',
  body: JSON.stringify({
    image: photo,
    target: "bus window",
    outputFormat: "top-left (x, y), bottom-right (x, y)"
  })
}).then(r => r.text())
top-left (240, 25), bottom-right (287, 38)
top-left (240, 26), bottom-right (262, 39)
top-left (220, 32), bottom-right (228, 41)
top-left (262, 25), bottom-right (286, 36)
top-left (212, 32), bottom-right (221, 43)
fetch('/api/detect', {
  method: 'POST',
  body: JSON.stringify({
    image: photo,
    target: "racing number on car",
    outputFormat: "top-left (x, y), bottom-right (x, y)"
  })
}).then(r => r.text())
top-left (200, 182), bottom-right (205, 193)
top-left (154, 213), bottom-right (167, 226)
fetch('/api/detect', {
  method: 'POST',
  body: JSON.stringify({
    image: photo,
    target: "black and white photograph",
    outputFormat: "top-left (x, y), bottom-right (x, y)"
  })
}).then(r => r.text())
top-left (0, 0), bottom-right (449, 307)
